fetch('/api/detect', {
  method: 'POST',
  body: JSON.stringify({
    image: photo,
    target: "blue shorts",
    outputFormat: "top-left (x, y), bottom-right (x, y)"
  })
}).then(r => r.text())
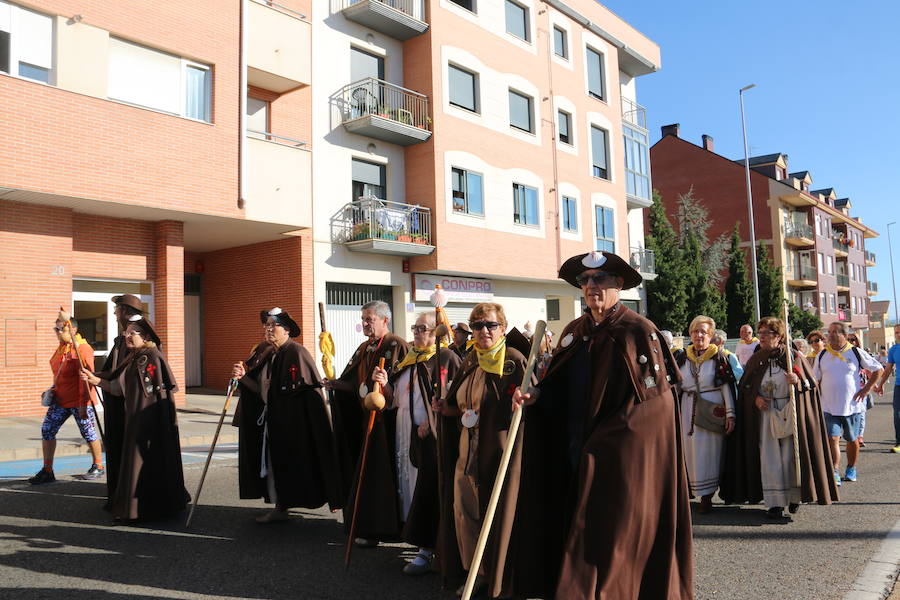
top-left (824, 412), bottom-right (861, 442)
top-left (41, 404), bottom-right (99, 443)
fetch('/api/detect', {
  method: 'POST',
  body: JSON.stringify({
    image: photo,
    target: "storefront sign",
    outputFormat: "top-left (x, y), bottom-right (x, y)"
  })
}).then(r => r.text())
top-left (413, 274), bottom-right (494, 303)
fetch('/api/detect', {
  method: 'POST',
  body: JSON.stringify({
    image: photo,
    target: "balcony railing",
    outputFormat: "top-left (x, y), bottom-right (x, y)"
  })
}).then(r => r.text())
top-left (837, 307), bottom-right (852, 322)
top-left (332, 197), bottom-right (434, 256)
top-left (621, 97), bottom-right (647, 130)
top-left (832, 237), bottom-right (849, 254)
top-left (786, 264), bottom-right (818, 283)
top-left (784, 222), bottom-right (813, 241)
top-left (629, 247), bottom-right (656, 275)
top-left (337, 78), bottom-right (431, 145)
top-left (865, 250), bottom-right (876, 265)
top-left (836, 273), bottom-right (850, 287)
top-left (338, 0), bottom-right (427, 40)
top-left (868, 281), bottom-right (878, 294)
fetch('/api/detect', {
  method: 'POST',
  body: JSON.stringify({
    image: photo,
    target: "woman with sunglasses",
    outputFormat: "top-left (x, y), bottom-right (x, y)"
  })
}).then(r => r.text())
top-left (81, 315), bottom-right (190, 522)
top-left (806, 330), bottom-right (826, 359)
top-left (437, 302), bottom-right (535, 598)
top-left (371, 311), bottom-right (461, 575)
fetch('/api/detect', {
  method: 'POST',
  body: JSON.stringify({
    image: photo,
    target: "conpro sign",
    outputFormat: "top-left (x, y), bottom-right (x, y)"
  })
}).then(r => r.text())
top-left (413, 274), bottom-right (494, 303)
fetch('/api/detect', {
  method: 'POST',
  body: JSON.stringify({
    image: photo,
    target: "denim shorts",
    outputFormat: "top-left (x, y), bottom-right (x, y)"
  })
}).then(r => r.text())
top-left (824, 412), bottom-right (862, 442)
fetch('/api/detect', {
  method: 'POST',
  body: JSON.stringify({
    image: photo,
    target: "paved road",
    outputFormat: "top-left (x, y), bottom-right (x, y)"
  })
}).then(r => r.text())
top-left (0, 396), bottom-right (897, 599)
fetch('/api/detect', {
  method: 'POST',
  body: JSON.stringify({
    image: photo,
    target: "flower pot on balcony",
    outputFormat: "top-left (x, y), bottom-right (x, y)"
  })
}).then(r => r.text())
top-left (397, 235), bottom-right (412, 242)
top-left (352, 223), bottom-right (370, 240)
top-left (412, 235), bottom-right (426, 244)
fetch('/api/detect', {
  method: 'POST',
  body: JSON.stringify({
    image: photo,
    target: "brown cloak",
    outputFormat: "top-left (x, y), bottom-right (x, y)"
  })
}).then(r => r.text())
top-left (387, 347), bottom-right (461, 550)
top-left (336, 333), bottom-right (409, 540)
top-left (94, 334), bottom-right (129, 512)
top-left (534, 305), bottom-right (693, 600)
top-left (239, 340), bottom-right (343, 510)
top-left (98, 344), bottom-right (189, 521)
top-left (233, 341), bottom-right (276, 500)
top-left (720, 346), bottom-right (838, 506)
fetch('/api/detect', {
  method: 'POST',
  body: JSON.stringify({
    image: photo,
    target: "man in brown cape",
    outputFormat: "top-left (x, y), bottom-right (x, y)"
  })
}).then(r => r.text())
top-left (516, 251), bottom-right (693, 599)
top-left (325, 300), bottom-right (408, 545)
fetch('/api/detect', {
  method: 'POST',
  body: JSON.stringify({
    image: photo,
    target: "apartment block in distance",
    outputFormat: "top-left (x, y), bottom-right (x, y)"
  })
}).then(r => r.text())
top-left (651, 126), bottom-right (878, 340)
top-left (0, 0), bottom-right (313, 415)
top-left (316, 0), bottom-right (660, 369)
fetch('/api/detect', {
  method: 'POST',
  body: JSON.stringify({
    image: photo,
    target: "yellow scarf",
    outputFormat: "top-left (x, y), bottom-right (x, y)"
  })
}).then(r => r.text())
top-left (52, 333), bottom-right (88, 361)
top-left (396, 345), bottom-right (437, 370)
top-left (739, 337), bottom-right (759, 345)
top-left (825, 341), bottom-right (853, 361)
top-left (473, 336), bottom-right (506, 376)
top-left (686, 343), bottom-right (718, 365)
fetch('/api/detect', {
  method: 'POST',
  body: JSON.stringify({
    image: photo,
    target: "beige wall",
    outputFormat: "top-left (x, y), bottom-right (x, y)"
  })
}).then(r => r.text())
top-left (54, 17), bottom-right (109, 97)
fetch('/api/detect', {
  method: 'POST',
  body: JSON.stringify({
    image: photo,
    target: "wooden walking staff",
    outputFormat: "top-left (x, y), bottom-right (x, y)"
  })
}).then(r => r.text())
top-left (782, 301), bottom-right (802, 488)
top-left (429, 285), bottom-right (450, 587)
top-left (344, 356), bottom-right (386, 569)
top-left (185, 373), bottom-right (240, 528)
top-left (461, 320), bottom-right (546, 600)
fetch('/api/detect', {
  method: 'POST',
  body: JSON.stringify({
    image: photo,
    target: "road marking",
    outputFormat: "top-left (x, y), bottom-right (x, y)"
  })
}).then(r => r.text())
top-left (844, 517), bottom-right (900, 600)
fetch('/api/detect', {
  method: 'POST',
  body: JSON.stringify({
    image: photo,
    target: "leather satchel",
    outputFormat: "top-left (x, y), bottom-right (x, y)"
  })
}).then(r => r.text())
top-left (691, 392), bottom-right (727, 435)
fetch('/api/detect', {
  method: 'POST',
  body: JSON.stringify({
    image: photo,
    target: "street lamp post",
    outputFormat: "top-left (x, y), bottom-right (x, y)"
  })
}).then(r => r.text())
top-left (740, 83), bottom-right (761, 323)
top-left (888, 221), bottom-right (899, 324)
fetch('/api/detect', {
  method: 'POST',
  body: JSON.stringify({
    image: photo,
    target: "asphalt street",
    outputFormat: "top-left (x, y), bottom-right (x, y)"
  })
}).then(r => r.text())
top-left (0, 395), bottom-right (898, 599)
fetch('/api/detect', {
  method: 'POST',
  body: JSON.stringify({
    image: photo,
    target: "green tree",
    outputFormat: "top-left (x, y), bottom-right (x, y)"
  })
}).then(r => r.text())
top-left (682, 230), bottom-right (726, 328)
top-left (788, 303), bottom-right (823, 339)
top-left (673, 187), bottom-right (730, 284)
top-left (645, 191), bottom-right (689, 333)
top-left (756, 242), bottom-right (784, 318)
top-left (724, 224), bottom-right (755, 336)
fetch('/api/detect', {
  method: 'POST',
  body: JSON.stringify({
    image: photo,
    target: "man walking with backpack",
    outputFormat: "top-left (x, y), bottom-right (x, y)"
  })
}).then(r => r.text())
top-left (812, 322), bottom-right (883, 486)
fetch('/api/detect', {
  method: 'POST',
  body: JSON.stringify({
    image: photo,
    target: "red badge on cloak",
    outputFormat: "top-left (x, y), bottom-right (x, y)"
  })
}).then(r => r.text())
top-left (145, 363), bottom-right (157, 380)
top-left (440, 367), bottom-right (448, 386)
top-left (289, 364), bottom-right (298, 382)
top-left (506, 383), bottom-right (517, 396)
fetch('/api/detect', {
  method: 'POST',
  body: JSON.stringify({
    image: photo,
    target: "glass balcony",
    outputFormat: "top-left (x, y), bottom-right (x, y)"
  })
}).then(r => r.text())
top-left (784, 223), bottom-right (814, 246)
top-left (832, 236), bottom-right (849, 256)
top-left (629, 247), bottom-right (656, 278)
top-left (865, 250), bottom-right (876, 265)
top-left (867, 280), bottom-right (878, 295)
top-left (836, 273), bottom-right (850, 288)
top-left (621, 97), bottom-right (647, 130)
top-left (338, 0), bottom-right (428, 40)
top-left (786, 264), bottom-right (817, 286)
top-left (332, 197), bottom-right (434, 256)
top-left (336, 78), bottom-right (432, 146)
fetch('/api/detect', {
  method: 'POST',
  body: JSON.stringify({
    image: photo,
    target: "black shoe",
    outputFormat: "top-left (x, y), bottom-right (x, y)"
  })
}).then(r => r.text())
top-left (28, 468), bottom-right (55, 485)
top-left (82, 464), bottom-right (105, 480)
top-left (765, 507), bottom-right (784, 519)
top-left (788, 503), bottom-right (800, 514)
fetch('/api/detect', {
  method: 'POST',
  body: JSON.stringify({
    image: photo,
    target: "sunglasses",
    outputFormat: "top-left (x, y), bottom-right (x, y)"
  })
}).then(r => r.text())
top-left (575, 271), bottom-right (614, 287)
top-left (470, 321), bottom-right (501, 331)
top-left (410, 325), bottom-right (433, 333)
top-left (53, 326), bottom-right (66, 332)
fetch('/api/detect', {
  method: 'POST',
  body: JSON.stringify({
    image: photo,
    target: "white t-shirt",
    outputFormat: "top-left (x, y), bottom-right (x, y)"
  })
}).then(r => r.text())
top-left (813, 345), bottom-right (883, 416)
top-left (734, 339), bottom-right (759, 366)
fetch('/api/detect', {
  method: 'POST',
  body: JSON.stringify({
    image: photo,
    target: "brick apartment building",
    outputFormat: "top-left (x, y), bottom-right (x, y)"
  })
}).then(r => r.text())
top-left (0, 0), bottom-right (312, 415)
top-left (314, 0), bottom-right (660, 368)
top-left (651, 125), bottom-right (879, 340)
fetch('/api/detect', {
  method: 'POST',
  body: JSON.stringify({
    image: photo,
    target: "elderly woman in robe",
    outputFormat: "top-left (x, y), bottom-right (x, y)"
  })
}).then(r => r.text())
top-left (678, 315), bottom-right (737, 514)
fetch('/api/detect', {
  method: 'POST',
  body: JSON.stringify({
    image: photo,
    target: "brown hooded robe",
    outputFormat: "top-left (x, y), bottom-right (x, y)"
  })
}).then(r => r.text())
top-left (94, 334), bottom-right (129, 511)
top-left (720, 346), bottom-right (839, 506)
top-left (534, 305), bottom-right (693, 600)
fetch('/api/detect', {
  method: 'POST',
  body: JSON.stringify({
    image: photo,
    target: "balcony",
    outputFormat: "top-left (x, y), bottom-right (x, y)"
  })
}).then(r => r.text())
top-left (865, 250), bottom-right (876, 266)
top-left (837, 307), bottom-right (852, 323)
top-left (337, 78), bottom-right (432, 146)
top-left (629, 247), bottom-right (657, 280)
top-left (784, 223), bottom-right (814, 247)
top-left (836, 273), bottom-right (850, 291)
top-left (332, 197), bottom-right (434, 256)
top-left (338, 0), bottom-right (428, 40)
top-left (868, 280), bottom-right (878, 296)
top-left (247, 0), bottom-right (311, 92)
top-left (832, 236), bottom-right (849, 257)
top-left (244, 133), bottom-right (312, 228)
top-left (786, 264), bottom-right (817, 287)
top-left (622, 97), bottom-right (647, 131)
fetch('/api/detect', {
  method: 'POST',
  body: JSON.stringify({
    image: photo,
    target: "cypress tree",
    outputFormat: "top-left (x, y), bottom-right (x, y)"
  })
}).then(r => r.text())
top-left (645, 191), bottom-right (689, 333)
top-left (756, 242), bottom-right (784, 318)
top-left (683, 230), bottom-right (726, 329)
top-left (725, 224), bottom-right (755, 336)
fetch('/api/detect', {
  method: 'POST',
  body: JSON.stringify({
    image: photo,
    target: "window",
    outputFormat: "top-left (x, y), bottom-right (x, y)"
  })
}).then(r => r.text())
top-left (449, 64), bottom-right (478, 113)
top-left (817, 252), bottom-right (825, 274)
top-left (351, 47), bottom-right (384, 81)
top-left (512, 183), bottom-right (539, 226)
top-left (553, 26), bottom-right (568, 58)
top-left (505, 0), bottom-right (529, 41)
top-left (594, 206), bottom-right (615, 252)
top-left (557, 110), bottom-right (572, 144)
top-left (108, 38), bottom-right (212, 122)
top-left (591, 125), bottom-right (609, 179)
top-left (815, 214), bottom-right (821, 236)
top-left (852, 296), bottom-right (857, 313)
top-left (546, 298), bottom-right (561, 321)
top-left (827, 255), bottom-right (834, 275)
top-left (819, 293), bottom-right (826, 312)
top-left (352, 158), bottom-right (386, 201)
top-left (508, 89), bottom-right (533, 133)
top-left (449, 0), bottom-right (475, 11)
top-left (586, 47), bottom-right (605, 100)
top-left (246, 96), bottom-right (269, 140)
top-left (562, 196), bottom-right (577, 232)
top-left (828, 294), bottom-right (836, 313)
top-left (451, 167), bottom-right (484, 215)
top-left (623, 125), bottom-right (650, 201)
top-left (0, 3), bottom-right (53, 83)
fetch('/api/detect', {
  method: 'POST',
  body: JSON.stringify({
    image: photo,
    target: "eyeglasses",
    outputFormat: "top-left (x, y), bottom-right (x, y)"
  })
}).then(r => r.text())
top-left (470, 321), bottom-right (501, 331)
top-left (53, 326), bottom-right (65, 332)
top-left (757, 330), bottom-right (776, 337)
top-left (123, 329), bottom-right (144, 337)
top-left (575, 271), bottom-right (614, 287)
top-left (410, 325), bottom-right (433, 334)
top-left (263, 323), bottom-right (284, 330)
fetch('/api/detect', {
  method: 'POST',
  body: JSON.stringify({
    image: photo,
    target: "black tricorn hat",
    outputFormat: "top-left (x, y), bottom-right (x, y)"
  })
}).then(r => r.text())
top-left (558, 251), bottom-right (642, 290)
top-left (505, 327), bottom-right (533, 357)
top-left (112, 294), bottom-right (143, 313)
top-left (126, 314), bottom-right (161, 346)
top-left (262, 307), bottom-right (301, 338)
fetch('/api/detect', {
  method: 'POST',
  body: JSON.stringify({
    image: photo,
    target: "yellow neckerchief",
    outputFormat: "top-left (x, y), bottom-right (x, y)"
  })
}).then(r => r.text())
top-left (473, 335), bottom-right (506, 376)
top-left (825, 341), bottom-right (853, 362)
top-left (52, 333), bottom-right (88, 361)
top-left (465, 339), bottom-right (475, 350)
top-left (686, 343), bottom-right (718, 365)
top-left (396, 344), bottom-right (437, 370)
top-left (739, 337), bottom-right (759, 345)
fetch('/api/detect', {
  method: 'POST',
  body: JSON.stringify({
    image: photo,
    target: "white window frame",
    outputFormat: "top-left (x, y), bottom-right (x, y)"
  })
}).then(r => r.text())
top-left (593, 204), bottom-right (615, 252)
top-left (817, 252), bottom-right (825, 274)
top-left (827, 255), bottom-right (834, 275)
top-left (451, 166), bottom-right (484, 216)
top-left (1, 3), bottom-right (54, 84)
top-left (557, 109), bottom-right (572, 145)
top-left (448, 63), bottom-right (479, 114)
top-left (508, 88), bottom-right (534, 133)
top-left (71, 278), bottom-right (155, 358)
top-left (590, 124), bottom-right (610, 180)
top-left (181, 58), bottom-right (212, 123)
top-left (504, 0), bottom-right (530, 43)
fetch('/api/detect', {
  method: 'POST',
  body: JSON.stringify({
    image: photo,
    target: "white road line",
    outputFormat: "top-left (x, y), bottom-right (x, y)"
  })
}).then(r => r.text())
top-left (844, 517), bottom-right (900, 600)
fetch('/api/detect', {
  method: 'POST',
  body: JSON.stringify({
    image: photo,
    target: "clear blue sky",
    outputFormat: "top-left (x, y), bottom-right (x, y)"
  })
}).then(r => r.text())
top-left (601, 0), bottom-right (900, 319)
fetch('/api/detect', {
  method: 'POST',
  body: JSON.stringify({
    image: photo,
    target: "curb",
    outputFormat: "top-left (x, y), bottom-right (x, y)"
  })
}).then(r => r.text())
top-left (0, 432), bottom-right (238, 463)
top-left (844, 518), bottom-right (900, 600)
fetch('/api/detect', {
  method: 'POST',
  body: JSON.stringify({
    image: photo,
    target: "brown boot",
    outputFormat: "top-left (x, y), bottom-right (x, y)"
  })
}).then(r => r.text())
top-left (698, 495), bottom-right (713, 514)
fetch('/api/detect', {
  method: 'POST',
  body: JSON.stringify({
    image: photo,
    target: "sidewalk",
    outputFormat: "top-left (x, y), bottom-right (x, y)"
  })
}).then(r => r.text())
top-left (0, 390), bottom-right (236, 462)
